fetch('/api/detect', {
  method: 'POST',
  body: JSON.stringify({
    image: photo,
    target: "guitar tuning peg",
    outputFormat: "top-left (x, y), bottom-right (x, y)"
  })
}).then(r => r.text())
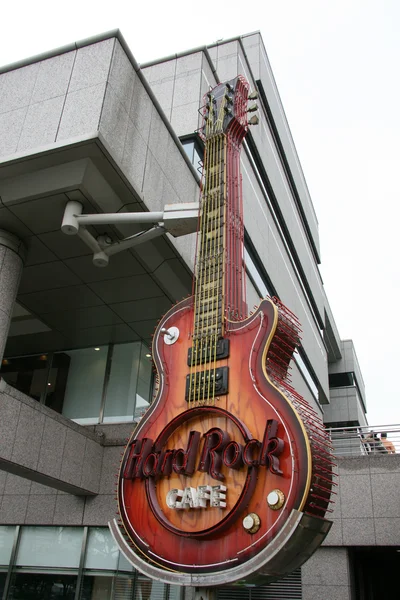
top-left (248, 90), bottom-right (258, 100)
top-left (247, 102), bottom-right (258, 113)
top-left (248, 115), bottom-right (259, 126)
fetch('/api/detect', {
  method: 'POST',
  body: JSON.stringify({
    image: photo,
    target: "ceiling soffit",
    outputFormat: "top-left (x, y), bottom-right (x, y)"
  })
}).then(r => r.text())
top-left (0, 142), bottom-right (193, 356)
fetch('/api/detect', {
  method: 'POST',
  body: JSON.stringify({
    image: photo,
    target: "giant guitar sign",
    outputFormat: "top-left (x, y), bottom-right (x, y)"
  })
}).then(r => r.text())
top-left (109, 76), bottom-right (335, 586)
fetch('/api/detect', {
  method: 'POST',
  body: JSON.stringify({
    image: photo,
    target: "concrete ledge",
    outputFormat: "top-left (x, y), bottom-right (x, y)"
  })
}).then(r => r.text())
top-left (0, 379), bottom-right (103, 495)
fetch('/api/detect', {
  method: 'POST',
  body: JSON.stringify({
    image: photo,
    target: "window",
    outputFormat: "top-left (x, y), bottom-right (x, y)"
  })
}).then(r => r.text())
top-left (244, 247), bottom-right (273, 298)
top-left (329, 372), bottom-right (355, 388)
top-left (54, 347), bottom-right (108, 425)
top-left (0, 342), bottom-right (153, 426)
top-left (0, 355), bottom-right (50, 402)
top-left (293, 349), bottom-right (319, 402)
top-left (0, 527), bottom-right (15, 566)
top-left (180, 136), bottom-right (203, 169)
top-left (0, 526), bottom-right (176, 600)
top-left (8, 573), bottom-right (77, 600)
top-left (16, 527), bottom-right (84, 569)
top-left (103, 343), bottom-right (152, 423)
top-left (84, 528), bottom-right (119, 571)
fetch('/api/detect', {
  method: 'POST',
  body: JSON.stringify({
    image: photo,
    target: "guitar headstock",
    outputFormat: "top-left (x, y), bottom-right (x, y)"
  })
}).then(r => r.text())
top-left (200, 76), bottom-right (258, 141)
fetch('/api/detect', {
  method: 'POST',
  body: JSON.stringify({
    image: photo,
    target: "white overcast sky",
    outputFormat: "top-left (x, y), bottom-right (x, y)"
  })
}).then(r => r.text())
top-left (1, 0), bottom-right (399, 426)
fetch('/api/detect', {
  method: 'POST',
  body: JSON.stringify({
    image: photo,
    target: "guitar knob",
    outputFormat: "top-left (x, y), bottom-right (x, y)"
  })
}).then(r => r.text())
top-left (267, 489), bottom-right (285, 510)
top-left (242, 513), bottom-right (261, 534)
top-left (160, 326), bottom-right (179, 345)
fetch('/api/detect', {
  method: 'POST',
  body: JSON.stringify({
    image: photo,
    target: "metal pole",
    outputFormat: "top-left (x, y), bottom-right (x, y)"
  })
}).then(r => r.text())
top-left (77, 212), bottom-right (164, 226)
top-left (74, 526), bottom-right (88, 600)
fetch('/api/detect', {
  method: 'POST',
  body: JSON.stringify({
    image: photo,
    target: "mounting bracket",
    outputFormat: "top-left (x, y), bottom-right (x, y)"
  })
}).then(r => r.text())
top-left (61, 200), bottom-right (199, 267)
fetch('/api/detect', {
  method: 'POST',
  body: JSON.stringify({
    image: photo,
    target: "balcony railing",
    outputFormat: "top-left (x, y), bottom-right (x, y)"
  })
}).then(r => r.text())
top-left (326, 424), bottom-right (400, 457)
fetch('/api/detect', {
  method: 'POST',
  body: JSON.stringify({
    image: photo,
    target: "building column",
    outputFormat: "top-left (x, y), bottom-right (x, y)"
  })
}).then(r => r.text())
top-left (0, 230), bottom-right (26, 363)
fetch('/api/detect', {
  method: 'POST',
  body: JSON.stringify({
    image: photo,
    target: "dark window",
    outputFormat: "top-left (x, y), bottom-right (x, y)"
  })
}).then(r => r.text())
top-left (8, 573), bottom-right (77, 600)
top-left (79, 575), bottom-right (115, 600)
top-left (351, 547), bottom-right (400, 599)
top-left (325, 420), bottom-right (359, 429)
top-left (329, 372), bottom-right (355, 388)
top-left (0, 354), bottom-right (50, 402)
top-left (0, 573), bottom-right (6, 598)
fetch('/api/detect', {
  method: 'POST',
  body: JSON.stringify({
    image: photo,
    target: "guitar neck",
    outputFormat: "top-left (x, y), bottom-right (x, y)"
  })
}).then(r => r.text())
top-left (193, 132), bottom-right (246, 342)
top-left (193, 134), bottom-right (226, 342)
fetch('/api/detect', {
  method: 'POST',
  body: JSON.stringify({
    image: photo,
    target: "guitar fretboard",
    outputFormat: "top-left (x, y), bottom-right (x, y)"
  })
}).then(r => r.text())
top-left (193, 133), bottom-right (226, 342)
top-left (187, 76), bottom-right (250, 407)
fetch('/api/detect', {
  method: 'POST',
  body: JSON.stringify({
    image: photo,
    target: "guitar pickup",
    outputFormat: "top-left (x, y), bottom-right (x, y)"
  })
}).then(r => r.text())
top-left (185, 367), bottom-right (229, 401)
top-left (187, 338), bottom-right (230, 366)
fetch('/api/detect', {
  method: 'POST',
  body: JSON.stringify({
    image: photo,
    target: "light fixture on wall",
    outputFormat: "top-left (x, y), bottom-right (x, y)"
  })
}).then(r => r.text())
top-left (94, 347), bottom-right (100, 351)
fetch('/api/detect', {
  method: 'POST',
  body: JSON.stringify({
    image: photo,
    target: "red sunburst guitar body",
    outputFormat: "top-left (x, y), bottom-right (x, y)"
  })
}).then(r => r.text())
top-left (114, 76), bottom-right (335, 586)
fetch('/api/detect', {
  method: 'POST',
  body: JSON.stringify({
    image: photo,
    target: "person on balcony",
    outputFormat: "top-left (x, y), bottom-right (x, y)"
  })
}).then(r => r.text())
top-left (381, 432), bottom-right (396, 454)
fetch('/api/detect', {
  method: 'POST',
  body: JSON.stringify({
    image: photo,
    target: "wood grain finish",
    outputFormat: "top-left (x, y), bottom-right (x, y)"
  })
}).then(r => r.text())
top-left (118, 297), bottom-right (312, 573)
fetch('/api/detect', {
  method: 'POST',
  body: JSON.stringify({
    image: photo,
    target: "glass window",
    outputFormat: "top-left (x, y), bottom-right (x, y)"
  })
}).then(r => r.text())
top-left (8, 573), bottom-right (77, 600)
top-left (0, 526), bottom-right (16, 566)
top-left (53, 347), bottom-right (107, 424)
top-left (16, 527), bottom-right (83, 569)
top-left (136, 345), bottom-right (153, 419)
top-left (103, 343), bottom-right (152, 423)
top-left (294, 350), bottom-right (319, 401)
top-left (0, 355), bottom-right (49, 402)
top-left (181, 137), bottom-right (203, 169)
top-left (80, 574), bottom-right (114, 600)
top-left (183, 140), bottom-right (195, 162)
top-left (137, 576), bottom-right (167, 600)
top-left (169, 584), bottom-right (182, 600)
top-left (329, 371), bottom-right (355, 388)
top-left (117, 552), bottom-right (134, 573)
top-left (244, 248), bottom-right (272, 298)
top-left (84, 528), bottom-right (119, 571)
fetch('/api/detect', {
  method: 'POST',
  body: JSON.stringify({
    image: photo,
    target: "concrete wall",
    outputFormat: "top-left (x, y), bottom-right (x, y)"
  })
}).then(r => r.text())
top-left (325, 387), bottom-right (367, 427)
top-left (0, 380), bottom-right (103, 496)
top-left (0, 41), bottom-right (111, 159)
top-left (323, 455), bottom-right (400, 547)
top-left (240, 151), bottom-right (329, 403)
top-left (302, 547), bottom-right (351, 600)
top-left (328, 339), bottom-right (367, 418)
top-left (241, 32), bottom-right (320, 260)
top-left (0, 36), bottom-right (200, 298)
top-left (205, 38), bottom-right (325, 326)
top-left (0, 384), bottom-right (132, 526)
top-left (302, 454), bottom-right (400, 598)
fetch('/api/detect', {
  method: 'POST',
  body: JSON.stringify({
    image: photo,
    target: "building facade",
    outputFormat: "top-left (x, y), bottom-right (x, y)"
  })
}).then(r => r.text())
top-left (0, 30), bottom-right (397, 600)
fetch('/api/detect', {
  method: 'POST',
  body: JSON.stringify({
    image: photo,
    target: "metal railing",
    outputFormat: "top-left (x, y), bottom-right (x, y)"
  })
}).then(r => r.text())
top-left (326, 424), bottom-right (400, 457)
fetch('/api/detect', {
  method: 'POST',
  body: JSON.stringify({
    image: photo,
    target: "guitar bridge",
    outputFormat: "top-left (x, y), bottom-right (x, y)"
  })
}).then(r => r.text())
top-left (187, 338), bottom-right (230, 366)
top-left (185, 367), bottom-right (229, 401)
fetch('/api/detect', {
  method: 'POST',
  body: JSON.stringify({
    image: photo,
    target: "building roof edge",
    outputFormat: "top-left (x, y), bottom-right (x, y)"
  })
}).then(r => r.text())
top-left (0, 29), bottom-right (124, 74)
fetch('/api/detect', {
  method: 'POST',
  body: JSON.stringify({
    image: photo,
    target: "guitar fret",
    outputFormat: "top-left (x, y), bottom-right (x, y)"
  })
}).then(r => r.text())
top-left (201, 281), bottom-right (222, 293)
top-left (193, 134), bottom-right (226, 341)
top-left (196, 305), bottom-right (223, 316)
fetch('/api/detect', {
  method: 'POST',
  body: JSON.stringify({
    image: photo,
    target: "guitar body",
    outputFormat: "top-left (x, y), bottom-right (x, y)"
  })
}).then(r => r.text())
top-left (118, 296), bottom-right (320, 573)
